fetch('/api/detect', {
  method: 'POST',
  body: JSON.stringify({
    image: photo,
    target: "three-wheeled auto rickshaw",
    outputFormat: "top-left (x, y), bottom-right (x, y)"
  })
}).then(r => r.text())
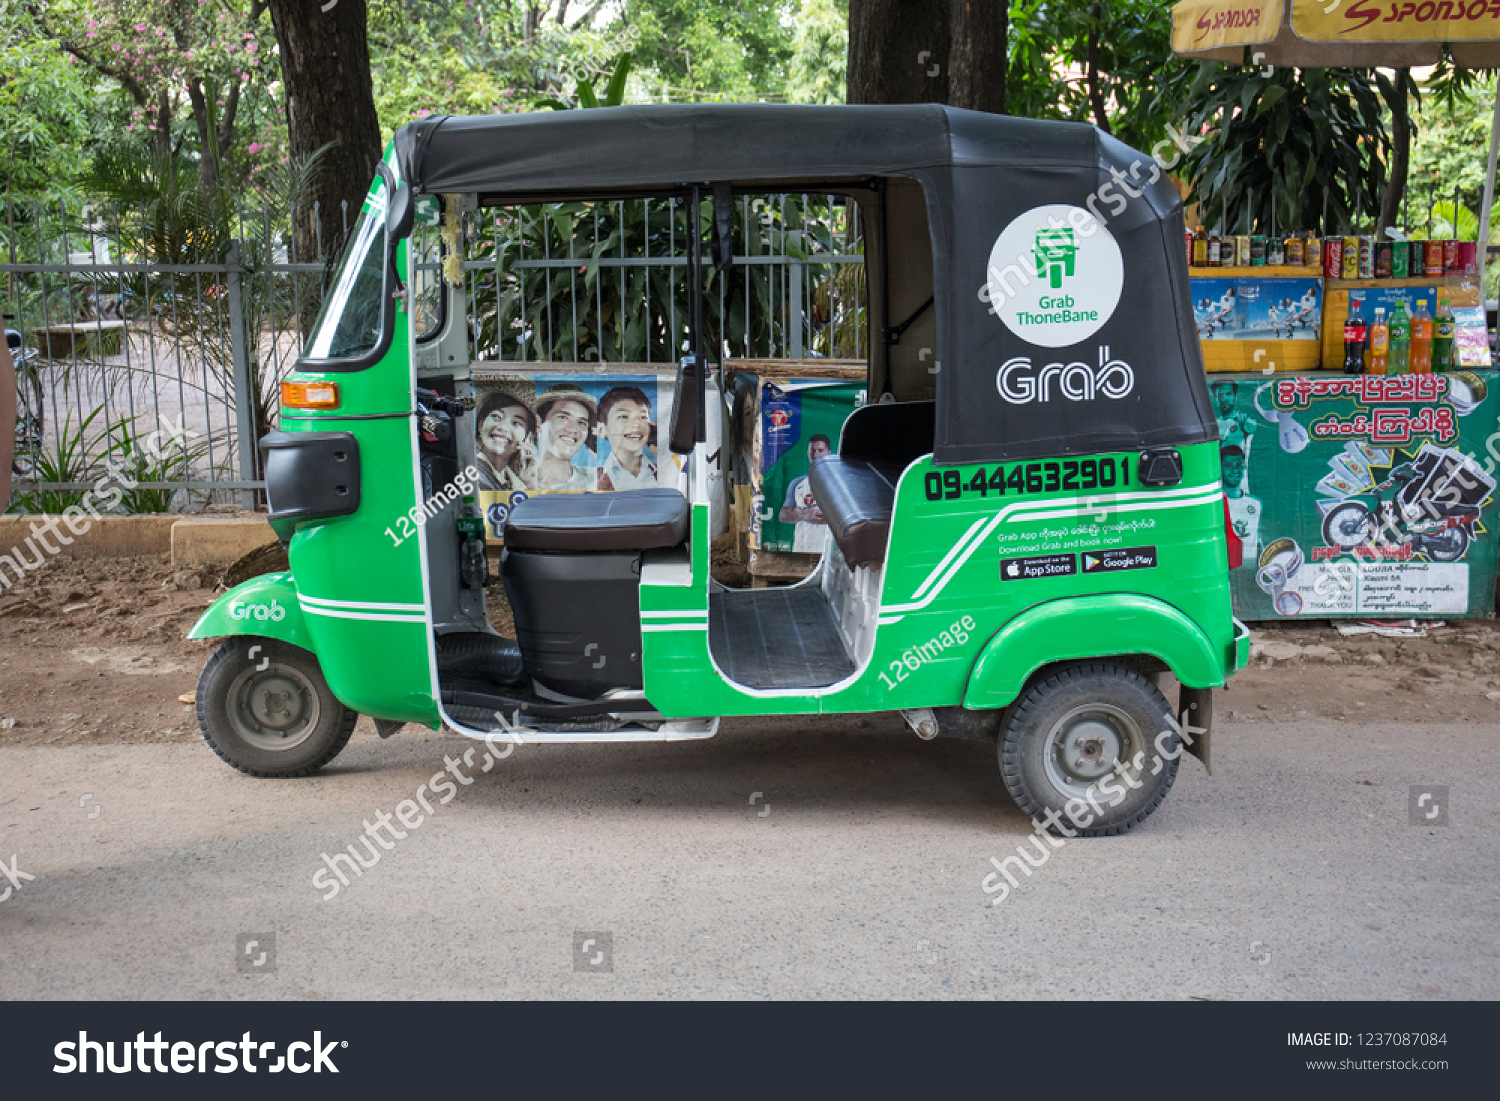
top-left (191, 104), bottom-right (1249, 835)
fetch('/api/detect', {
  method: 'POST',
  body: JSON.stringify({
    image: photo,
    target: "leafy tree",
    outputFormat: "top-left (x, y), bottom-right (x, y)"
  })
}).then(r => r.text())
top-left (1407, 76), bottom-right (1496, 228)
top-left (624, 0), bottom-right (798, 102)
top-left (1176, 65), bottom-right (1397, 237)
top-left (0, 13), bottom-right (92, 196)
top-left (786, 0), bottom-right (847, 105)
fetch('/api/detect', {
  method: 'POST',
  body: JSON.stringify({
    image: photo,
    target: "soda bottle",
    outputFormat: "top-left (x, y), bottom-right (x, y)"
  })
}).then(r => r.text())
top-left (1192, 225), bottom-right (1208, 267)
top-left (1410, 299), bottom-right (1433, 374)
top-left (458, 495), bottom-right (489, 589)
top-left (1367, 308), bottom-right (1389, 375)
top-left (1342, 297), bottom-right (1367, 375)
top-left (1388, 299), bottom-right (1411, 375)
top-left (1432, 298), bottom-right (1456, 372)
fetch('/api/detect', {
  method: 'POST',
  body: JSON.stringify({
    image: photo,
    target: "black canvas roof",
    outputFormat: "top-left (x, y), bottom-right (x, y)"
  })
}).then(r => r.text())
top-left (393, 105), bottom-right (1215, 466)
top-left (393, 104), bottom-right (1097, 195)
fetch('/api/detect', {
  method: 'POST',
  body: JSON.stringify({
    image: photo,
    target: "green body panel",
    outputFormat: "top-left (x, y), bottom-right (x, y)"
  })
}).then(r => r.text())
top-left (189, 572), bottom-right (315, 652)
top-left (237, 151), bottom-right (440, 728)
top-left (642, 441), bottom-right (1239, 718)
top-left (961, 593), bottom-right (1223, 708)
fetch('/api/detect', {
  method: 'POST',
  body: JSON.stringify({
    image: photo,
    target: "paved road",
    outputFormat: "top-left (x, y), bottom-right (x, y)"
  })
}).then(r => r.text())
top-left (0, 716), bottom-right (1495, 1000)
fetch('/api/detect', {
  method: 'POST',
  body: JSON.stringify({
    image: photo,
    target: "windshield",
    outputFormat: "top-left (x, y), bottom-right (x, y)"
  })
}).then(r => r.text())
top-left (304, 181), bottom-right (389, 361)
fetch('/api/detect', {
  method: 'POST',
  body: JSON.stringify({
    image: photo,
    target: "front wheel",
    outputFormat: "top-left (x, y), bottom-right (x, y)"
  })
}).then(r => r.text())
top-left (1322, 500), bottom-right (1374, 550)
top-left (999, 663), bottom-right (1180, 837)
top-left (196, 637), bottom-right (356, 777)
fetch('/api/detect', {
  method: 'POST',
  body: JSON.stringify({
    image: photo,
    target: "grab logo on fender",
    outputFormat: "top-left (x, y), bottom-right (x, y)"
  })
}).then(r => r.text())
top-left (229, 598), bottom-right (287, 622)
top-left (997, 346), bottom-right (1134, 405)
top-left (985, 204), bottom-right (1124, 348)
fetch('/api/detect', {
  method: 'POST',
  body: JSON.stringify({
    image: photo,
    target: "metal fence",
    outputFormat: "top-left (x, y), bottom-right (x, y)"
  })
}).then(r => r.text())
top-left (4, 192), bottom-right (868, 512)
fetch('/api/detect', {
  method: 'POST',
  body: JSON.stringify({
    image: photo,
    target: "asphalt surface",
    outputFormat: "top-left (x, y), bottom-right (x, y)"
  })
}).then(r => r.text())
top-left (0, 715), bottom-right (1495, 1000)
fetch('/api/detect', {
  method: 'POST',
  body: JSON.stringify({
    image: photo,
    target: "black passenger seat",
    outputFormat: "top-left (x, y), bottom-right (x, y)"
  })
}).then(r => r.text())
top-left (807, 456), bottom-right (900, 568)
top-left (503, 488), bottom-right (689, 552)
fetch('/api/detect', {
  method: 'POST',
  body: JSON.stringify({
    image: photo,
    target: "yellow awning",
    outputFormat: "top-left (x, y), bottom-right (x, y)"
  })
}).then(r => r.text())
top-left (1171, 0), bottom-right (1500, 67)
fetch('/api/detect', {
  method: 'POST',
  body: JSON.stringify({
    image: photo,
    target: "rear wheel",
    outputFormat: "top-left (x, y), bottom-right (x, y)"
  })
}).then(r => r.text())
top-left (196, 637), bottom-right (356, 777)
top-left (1425, 526), bottom-right (1469, 562)
top-left (999, 663), bottom-right (1180, 837)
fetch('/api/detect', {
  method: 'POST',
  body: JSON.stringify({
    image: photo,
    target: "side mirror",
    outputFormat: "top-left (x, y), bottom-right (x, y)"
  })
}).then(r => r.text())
top-left (386, 183), bottom-right (415, 241)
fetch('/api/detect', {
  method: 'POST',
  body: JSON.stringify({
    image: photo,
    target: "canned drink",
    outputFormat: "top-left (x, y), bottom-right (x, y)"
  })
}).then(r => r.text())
top-left (1342, 236), bottom-right (1359, 280)
top-left (1324, 236), bottom-right (1343, 279)
top-left (1268, 236), bottom-right (1285, 266)
top-left (1250, 235), bottom-right (1267, 266)
top-left (1359, 236), bottom-right (1375, 279)
top-left (1426, 240), bottom-right (1445, 277)
top-left (1375, 241), bottom-right (1393, 279)
top-left (1411, 241), bottom-right (1427, 279)
top-left (1305, 235), bottom-right (1322, 270)
top-left (1444, 238), bottom-right (1460, 273)
top-left (1185, 230), bottom-right (1194, 265)
top-left (1456, 241), bottom-right (1478, 275)
top-left (1391, 239), bottom-right (1409, 279)
top-left (1237, 235), bottom-right (1252, 267)
top-left (1287, 235), bottom-right (1305, 266)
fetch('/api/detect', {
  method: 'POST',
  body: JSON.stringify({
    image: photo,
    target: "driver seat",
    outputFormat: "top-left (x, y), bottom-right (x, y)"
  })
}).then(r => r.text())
top-left (503, 488), bottom-right (690, 552)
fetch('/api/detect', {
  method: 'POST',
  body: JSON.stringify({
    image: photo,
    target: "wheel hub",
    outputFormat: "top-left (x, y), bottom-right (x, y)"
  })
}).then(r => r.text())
top-left (246, 674), bottom-right (307, 731)
top-left (1056, 718), bottom-right (1122, 782)
top-left (227, 661), bottom-right (322, 752)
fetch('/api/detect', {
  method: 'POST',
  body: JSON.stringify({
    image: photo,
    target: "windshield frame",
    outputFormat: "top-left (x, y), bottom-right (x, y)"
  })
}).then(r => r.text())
top-left (296, 170), bottom-right (397, 373)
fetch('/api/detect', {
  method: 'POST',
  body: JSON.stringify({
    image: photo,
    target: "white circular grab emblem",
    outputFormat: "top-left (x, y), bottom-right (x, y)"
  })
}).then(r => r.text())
top-left (987, 204), bottom-right (1124, 348)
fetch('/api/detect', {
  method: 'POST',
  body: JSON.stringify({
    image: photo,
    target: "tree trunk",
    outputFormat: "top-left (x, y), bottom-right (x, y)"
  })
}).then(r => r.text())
top-left (948, 0), bottom-right (1005, 113)
top-left (847, 0), bottom-right (950, 105)
top-left (1379, 69), bottom-right (1412, 237)
top-left (267, 0), bottom-right (382, 265)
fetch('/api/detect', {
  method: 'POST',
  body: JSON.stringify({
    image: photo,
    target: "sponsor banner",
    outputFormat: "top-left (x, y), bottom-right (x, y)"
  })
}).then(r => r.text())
top-left (473, 370), bottom-right (683, 544)
top-left (1293, 0), bottom-right (1500, 43)
top-left (1192, 276), bottom-right (1323, 342)
top-left (736, 375), bottom-right (865, 556)
top-left (1171, 0), bottom-right (1279, 52)
top-left (1211, 371), bottom-right (1500, 618)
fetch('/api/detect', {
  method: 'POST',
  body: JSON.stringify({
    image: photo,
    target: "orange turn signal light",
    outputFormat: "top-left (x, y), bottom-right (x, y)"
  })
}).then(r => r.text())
top-left (282, 380), bottom-right (340, 410)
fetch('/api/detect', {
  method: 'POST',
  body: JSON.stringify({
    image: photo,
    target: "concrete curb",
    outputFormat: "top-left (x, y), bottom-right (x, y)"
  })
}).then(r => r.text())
top-left (1, 514), bottom-right (275, 566)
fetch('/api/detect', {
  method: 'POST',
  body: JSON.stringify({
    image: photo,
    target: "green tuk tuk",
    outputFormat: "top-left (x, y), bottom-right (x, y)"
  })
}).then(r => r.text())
top-left (191, 104), bottom-right (1248, 835)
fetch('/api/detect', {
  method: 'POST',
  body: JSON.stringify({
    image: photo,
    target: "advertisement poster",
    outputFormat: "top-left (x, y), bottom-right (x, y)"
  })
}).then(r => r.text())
top-left (472, 369), bottom-right (683, 543)
top-left (1213, 371), bottom-right (1500, 619)
top-left (742, 375), bottom-right (863, 555)
top-left (1193, 276), bottom-right (1321, 342)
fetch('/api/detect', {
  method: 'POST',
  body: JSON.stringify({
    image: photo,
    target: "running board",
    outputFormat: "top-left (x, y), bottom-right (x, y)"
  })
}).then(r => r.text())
top-left (440, 685), bottom-right (658, 720)
top-left (445, 714), bottom-right (720, 744)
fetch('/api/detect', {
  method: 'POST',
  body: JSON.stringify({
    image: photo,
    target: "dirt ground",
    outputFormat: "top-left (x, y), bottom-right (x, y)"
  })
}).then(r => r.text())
top-left (0, 549), bottom-right (1496, 749)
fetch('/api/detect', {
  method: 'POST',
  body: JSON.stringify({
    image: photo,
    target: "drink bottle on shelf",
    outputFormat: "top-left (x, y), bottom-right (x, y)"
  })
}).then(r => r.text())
top-left (1367, 307), bottom-right (1389, 375)
top-left (1192, 225), bottom-right (1208, 266)
top-left (1432, 299), bottom-right (1456, 372)
top-left (1388, 299), bottom-right (1411, 375)
top-left (1342, 297), bottom-right (1367, 376)
top-left (1410, 299), bottom-right (1433, 374)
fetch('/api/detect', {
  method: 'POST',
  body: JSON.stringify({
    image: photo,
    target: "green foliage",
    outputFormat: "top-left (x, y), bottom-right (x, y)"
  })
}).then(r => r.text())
top-left (1177, 65), bottom-right (1396, 236)
top-left (1408, 77), bottom-right (1496, 220)
top-left (106, 415), bottom-right (214, 513)
top-left (1007, 0), bottom-right (1196, 154)
top-left (785, 0), bottom-right (847, 105)
top-left (470, 194), bottom-right (860, 365)
top-left (623, 0), bottom-right (798, 102)
top-left (0, 13), bottom-right (92, 196)
top-left (9, 405), bottom-right (104, 514)
top-left (537, 52), bottom-right (635, 110)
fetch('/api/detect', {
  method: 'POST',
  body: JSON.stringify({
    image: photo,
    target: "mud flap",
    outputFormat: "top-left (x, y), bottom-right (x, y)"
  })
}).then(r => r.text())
top-left (1178, 685), bottom-right (1212, 775)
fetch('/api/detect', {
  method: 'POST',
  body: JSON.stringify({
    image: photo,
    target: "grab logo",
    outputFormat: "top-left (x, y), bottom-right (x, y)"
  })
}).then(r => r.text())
top-left (229, 598), bottom-right (287, 622)
top-left (997, 346), bottom-right (1134, 405)
top-left (986, 204), bottom-right (1124, 348)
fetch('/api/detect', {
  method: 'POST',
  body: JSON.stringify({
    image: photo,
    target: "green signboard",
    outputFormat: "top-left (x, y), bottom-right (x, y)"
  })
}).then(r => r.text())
top-left (1213, 371), bottom-right (1500, 619)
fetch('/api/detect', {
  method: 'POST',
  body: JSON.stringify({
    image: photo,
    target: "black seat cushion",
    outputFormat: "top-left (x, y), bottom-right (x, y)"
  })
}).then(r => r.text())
top-left (807, 456), bottom-right (900, 568)
top-left (503, 488), bottom-right (689, 552)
